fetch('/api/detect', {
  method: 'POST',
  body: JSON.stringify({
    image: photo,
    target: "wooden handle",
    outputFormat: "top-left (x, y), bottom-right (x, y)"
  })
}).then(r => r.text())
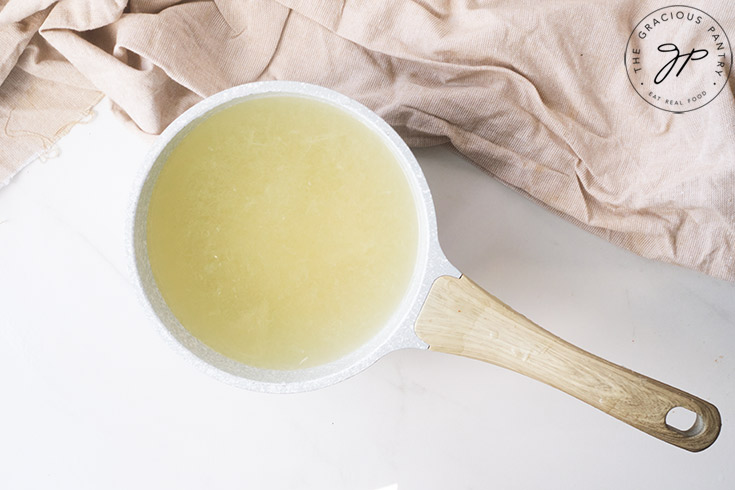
top-left (414, 275), bottom-right (721, 452)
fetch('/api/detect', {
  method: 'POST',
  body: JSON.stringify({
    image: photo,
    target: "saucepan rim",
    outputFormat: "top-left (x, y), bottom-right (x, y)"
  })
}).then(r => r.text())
top-left (128, 81), bottom-right (459, 392)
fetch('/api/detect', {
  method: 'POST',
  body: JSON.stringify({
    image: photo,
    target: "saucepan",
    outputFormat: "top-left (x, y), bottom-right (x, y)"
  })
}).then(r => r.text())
top-left (129, 81), bottom-right (720, 452)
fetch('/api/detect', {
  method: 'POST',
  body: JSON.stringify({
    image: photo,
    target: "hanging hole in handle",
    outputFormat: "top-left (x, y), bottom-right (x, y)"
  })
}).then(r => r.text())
top-left (666, 406), bottom-right (699, 433)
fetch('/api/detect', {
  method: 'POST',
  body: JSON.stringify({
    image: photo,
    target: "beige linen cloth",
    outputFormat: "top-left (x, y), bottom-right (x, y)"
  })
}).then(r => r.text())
top-left (1, 0), bottom-right (734, 280)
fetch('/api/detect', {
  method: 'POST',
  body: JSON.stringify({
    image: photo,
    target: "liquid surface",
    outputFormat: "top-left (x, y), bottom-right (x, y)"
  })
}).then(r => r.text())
top-left (146, 96), bottom-right (418, 369)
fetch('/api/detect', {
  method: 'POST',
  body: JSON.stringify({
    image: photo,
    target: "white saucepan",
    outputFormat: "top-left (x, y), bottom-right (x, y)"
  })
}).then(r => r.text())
top-left (130, 81), bottom-right (720, 452)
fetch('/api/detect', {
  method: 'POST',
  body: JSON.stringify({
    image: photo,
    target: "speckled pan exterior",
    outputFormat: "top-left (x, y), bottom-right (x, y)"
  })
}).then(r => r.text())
top-left (128, 81), bottom-right (459, 393)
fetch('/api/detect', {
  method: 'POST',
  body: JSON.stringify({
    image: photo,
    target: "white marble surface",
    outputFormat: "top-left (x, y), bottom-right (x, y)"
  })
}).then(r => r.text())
top-left (1, 99), bottom-right (733, 489)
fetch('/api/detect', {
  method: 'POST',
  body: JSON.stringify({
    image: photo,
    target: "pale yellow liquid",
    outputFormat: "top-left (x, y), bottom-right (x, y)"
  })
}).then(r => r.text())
top-left (146, 95), bottom-right (418, 370)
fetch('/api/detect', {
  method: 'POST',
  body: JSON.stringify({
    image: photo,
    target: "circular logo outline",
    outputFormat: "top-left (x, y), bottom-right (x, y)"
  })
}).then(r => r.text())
top-left (624, 4), bottom-right (733, 113)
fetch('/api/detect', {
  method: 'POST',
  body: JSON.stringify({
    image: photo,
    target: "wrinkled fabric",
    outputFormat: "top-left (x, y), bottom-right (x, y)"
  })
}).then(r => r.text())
top-left (0, 0), bottom-right (733, 280)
